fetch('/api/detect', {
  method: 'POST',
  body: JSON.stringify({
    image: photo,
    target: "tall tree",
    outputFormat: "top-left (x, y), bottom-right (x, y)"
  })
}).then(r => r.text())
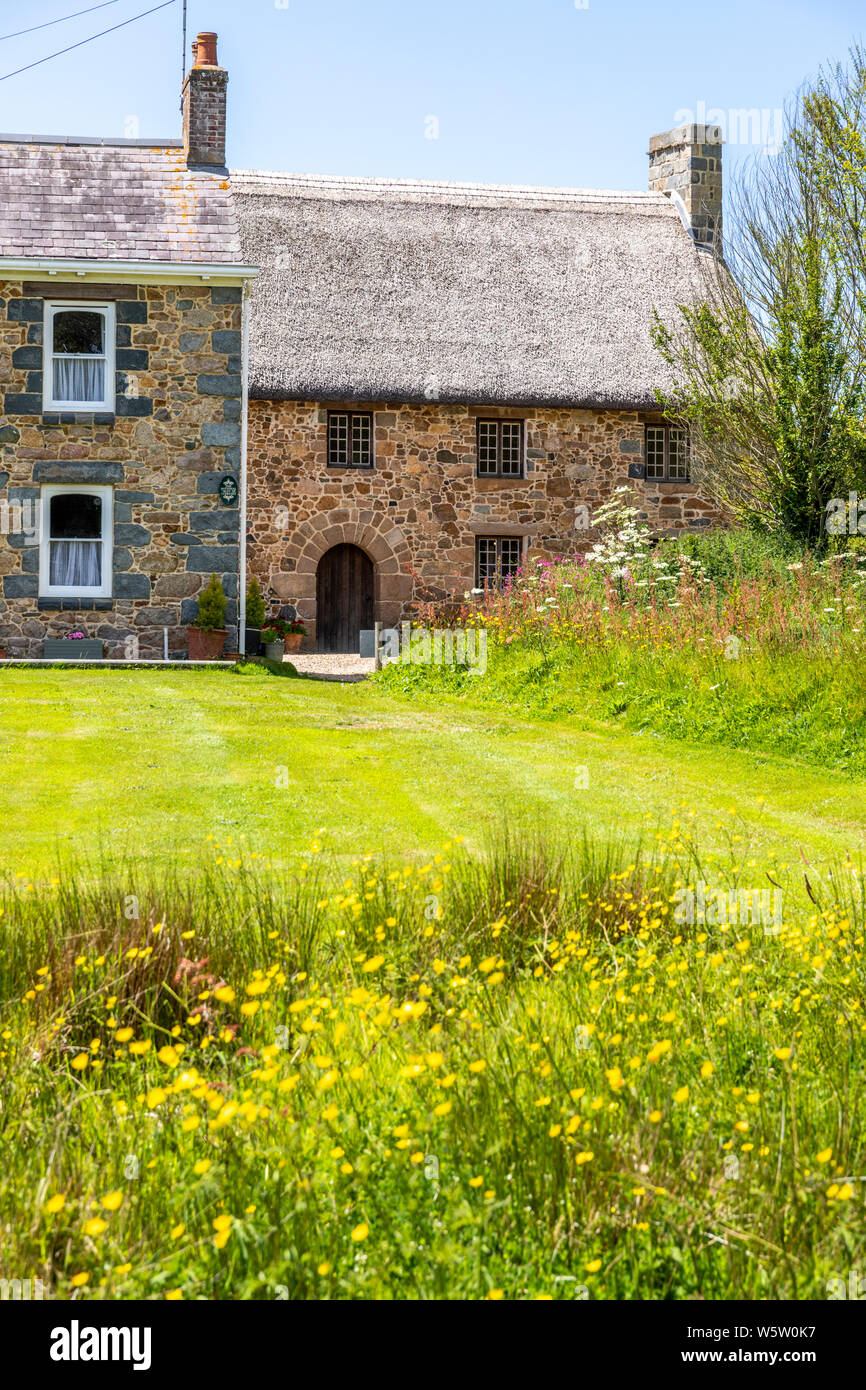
top-left (652, 55), bottom-right (866, 545)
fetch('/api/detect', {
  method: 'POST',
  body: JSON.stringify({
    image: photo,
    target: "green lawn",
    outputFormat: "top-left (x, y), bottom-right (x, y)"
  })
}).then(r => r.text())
top-left (2, 666), bottom-right (865, 874)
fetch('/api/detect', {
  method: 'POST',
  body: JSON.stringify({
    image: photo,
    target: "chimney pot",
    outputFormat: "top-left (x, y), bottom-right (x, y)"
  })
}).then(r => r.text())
top-left (194, 32), bottom-right (219, 67)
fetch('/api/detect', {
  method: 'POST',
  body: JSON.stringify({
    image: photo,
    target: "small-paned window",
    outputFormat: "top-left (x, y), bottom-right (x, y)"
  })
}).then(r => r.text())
top-left (645, 425), bottom-right (691, 481)
top-left (476, 535), bottom-right (523, 590)
top-left (328, 412), bottom-right (373, 467)
top-left (477, 419), bottom-right (524, 477)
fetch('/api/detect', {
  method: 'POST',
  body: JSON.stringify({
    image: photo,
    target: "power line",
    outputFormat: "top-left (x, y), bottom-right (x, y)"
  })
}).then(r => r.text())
top-left (0, 2), bottom-right (121, 44)
top-left (0, 0), bottom-right (177, 83)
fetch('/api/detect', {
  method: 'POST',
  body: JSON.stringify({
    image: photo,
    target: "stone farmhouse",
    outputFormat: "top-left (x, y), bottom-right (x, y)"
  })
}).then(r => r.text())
top-left (0, 30), bottom-right (723, 659)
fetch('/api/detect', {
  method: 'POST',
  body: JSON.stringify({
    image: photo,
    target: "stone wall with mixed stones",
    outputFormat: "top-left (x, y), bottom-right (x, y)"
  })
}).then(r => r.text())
top-left (0, 281), bottom-right (242, 658)
top-left (247, 399), bottom-right (724, 647)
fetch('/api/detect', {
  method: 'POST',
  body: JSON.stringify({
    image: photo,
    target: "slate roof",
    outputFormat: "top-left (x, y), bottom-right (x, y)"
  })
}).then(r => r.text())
top-left (0, 137), bottom-right (243, 265)
top-left (231, 170), bottom-right (714, 410)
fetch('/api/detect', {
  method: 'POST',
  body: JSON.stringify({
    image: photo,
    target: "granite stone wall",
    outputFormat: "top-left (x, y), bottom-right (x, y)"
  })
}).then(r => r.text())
top-left (246, 399), bottom-right (724, 649)
top-left (0, 280), bottom-right (242, 658)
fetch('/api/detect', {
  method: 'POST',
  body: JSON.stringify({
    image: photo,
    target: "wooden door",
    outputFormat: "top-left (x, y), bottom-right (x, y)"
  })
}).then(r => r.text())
top-left (316, 544), bottom-right (374, 653)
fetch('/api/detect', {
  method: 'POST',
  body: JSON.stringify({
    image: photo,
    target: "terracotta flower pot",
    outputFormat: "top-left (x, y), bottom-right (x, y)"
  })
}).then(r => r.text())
top-left (188, 627), bottom-right (227, 661)
top-left (284, 633), bottom-right (303, 654)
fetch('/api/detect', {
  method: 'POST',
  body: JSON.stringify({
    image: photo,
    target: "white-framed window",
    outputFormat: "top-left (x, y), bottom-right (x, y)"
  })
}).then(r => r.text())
top-left (39, 485), bottom-right (113, 598)
top-left (43, 302), bottom-right (116, 412)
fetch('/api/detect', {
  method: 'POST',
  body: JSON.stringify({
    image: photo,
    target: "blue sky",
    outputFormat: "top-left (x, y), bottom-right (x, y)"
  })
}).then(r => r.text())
top-left (0, 0), bottom-right (862, 190)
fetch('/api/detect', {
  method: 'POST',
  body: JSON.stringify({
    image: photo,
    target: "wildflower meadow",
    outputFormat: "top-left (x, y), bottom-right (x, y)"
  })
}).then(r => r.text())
top-left (1, 818), bottom-right (863, 1303)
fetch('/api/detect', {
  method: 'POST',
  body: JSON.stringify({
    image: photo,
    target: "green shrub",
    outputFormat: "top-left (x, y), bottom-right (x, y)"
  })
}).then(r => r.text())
top-left (659, 527), bottom-right (807, 585)
top-left (246, 577), bottom-right (267, 629)
top-left (194, 574), bottom-right (227, 632)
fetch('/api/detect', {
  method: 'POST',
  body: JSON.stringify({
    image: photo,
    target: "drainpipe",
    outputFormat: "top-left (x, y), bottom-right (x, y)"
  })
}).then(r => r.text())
top-left (238, 279), bottom-right (251, 657)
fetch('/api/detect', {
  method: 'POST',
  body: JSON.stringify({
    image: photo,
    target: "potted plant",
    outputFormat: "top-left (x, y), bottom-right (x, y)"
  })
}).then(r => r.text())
top-left (279, 618), bottom-right (306, 655)
top-left (261, 625), bottom-right (285, 661)
top-left (245, 576), bottom-right (266, 656)
top-left (44, 630), bottom-right (104, 660)
top-left (188, 574), bottom-right (228, 661)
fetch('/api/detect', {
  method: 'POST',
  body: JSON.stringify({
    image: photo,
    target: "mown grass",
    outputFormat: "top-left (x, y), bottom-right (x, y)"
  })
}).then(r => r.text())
top-left (4, 667), bottom-right (866, 875)
top-left (1, 824), bottom-right (864, 1301)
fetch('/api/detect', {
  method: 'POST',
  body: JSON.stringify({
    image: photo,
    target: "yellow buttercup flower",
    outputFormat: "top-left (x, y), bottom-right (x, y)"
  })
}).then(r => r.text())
top-left (351, 1222), bottom-right (369, 1242)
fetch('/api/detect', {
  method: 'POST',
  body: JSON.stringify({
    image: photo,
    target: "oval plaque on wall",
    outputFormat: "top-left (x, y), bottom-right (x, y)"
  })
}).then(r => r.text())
top-left (218, 474), bottom-right (239, 506)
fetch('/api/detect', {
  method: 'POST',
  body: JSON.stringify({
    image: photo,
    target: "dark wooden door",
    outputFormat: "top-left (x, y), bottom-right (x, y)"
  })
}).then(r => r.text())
top-left (316, 544), bottom-right (374, 653)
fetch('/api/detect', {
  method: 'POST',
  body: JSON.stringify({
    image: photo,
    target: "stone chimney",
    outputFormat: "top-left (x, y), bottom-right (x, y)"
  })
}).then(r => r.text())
top-left (648, 124), bottom-right (723, 252)
top-left (182, 31), bottom-right (228, 168)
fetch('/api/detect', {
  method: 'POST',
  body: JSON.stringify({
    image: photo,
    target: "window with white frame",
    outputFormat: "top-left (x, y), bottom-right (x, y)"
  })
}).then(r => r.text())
top-left (39, 486), bottom-right (113, 598)
top-left (43, 302), bottom-right (116, 412)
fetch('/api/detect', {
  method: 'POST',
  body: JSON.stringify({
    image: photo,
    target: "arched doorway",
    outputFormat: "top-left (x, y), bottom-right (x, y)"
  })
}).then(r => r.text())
top-left (316, 544), bottom-right (374, 653)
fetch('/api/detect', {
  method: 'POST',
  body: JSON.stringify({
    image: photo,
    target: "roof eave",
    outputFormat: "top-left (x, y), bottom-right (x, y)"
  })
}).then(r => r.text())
top-left (0, 257), bottom-right (259, 284)
top-left (249, 383), bottom-right (660, 412)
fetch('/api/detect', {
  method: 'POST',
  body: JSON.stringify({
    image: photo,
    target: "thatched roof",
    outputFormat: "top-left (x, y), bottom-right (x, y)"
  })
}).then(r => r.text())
top-left (231, 170), bottom-right (713, 409)
top-left (0, 137), bottom-right (243, 265)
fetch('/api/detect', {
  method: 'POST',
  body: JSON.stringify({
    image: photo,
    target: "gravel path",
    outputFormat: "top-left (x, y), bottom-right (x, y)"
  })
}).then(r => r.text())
top-left (288, 653), bottom-right (376, 682)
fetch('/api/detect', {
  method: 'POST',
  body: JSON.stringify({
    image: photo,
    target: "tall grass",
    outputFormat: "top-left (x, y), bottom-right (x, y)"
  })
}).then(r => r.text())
top-left (1, 824), bottom-right (863, 1300)
top-left (378, 528), bottom-right (866, 771)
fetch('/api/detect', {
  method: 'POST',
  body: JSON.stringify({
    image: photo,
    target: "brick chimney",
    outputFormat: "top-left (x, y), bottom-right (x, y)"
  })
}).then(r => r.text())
top-left (182, 31), bottom-right (228, 168)
top-left (648, 124), bottom-right (723, 252)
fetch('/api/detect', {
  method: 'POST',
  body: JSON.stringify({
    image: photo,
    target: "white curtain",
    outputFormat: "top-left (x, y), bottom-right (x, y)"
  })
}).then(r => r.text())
top-left (50, 541), bottom-right (101, 588)
top-left (53, 357), bottom-right (104, 404)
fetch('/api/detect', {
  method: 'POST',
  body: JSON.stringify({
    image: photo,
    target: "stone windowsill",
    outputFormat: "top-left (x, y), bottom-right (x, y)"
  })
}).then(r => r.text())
top-left (37, 598), bottom-right (115, 612)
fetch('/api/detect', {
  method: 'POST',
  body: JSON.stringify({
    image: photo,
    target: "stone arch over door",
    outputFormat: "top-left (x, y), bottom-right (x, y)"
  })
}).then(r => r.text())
top-left (275, 513), bottom-right (414, 650)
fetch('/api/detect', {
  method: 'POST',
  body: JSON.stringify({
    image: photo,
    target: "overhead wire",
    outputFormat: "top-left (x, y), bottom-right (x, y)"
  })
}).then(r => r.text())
top-left (0, 0), bottom-right (177, 82)
top-left (0, 2), bottom-right (121, 44)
